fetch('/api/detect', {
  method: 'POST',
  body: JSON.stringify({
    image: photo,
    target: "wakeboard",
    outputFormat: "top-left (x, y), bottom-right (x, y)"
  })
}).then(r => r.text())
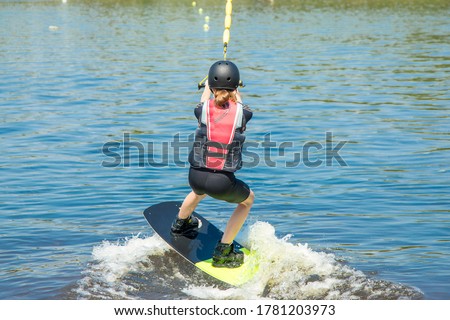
top-left (143, 201), bottom-right (257, 286)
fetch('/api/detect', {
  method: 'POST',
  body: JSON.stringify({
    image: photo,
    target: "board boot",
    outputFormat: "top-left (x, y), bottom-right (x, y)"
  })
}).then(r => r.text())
top-left (212, 242), bottom-right (244, 268)
top-left (170, 215), bottom-right (201, 237)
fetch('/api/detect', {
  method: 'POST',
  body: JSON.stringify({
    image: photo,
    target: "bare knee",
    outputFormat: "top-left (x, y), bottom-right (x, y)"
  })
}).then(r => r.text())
top-left (195, 193), bottom-right (207, 201)
top-left (241, 190), bottom-right (254, 207)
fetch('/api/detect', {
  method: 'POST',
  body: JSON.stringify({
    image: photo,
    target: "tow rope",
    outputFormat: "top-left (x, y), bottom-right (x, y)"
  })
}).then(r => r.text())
top-left (198, 0), bottom-right (243, 90)
top-left (222, 0), bottom-right (233, 60)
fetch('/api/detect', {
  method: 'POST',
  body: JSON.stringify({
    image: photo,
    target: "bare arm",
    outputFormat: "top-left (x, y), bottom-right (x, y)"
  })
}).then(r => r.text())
top-left (200, 82), bottom-right (211, 103)
top-left (235, 88), bottom-right (243, 104)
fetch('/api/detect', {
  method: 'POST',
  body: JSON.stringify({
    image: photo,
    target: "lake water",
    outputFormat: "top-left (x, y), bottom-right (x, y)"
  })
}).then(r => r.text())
top-left (0, 0), bottom-right (449, 300)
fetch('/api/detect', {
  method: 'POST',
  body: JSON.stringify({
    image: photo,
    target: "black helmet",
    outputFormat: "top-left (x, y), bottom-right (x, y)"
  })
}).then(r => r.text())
top-left (208, 60), bottom-right (240, 90)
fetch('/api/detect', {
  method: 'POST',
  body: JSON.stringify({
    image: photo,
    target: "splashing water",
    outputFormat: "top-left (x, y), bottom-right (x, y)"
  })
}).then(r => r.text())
top-left (75, 222), bottom-right (423, 300)
top-left (75, 235), bottom-right (171, 299)
top-left (186, 222), bottom-right (423, 299)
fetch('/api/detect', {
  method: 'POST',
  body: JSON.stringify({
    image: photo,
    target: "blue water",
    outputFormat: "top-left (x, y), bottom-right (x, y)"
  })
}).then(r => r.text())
top-left (1, 0), bottom-right (449, 299)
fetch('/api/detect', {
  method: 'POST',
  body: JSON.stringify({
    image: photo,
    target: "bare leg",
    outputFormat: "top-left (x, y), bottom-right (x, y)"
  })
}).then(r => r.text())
top-left (178, 191), bottom-right (207, 219)
top-left (221, 190), bottom-right (255, 244)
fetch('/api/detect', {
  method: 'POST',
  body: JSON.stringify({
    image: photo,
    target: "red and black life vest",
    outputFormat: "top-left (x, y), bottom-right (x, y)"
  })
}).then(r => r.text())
top-left (189, 99), bottom-right (246, 172)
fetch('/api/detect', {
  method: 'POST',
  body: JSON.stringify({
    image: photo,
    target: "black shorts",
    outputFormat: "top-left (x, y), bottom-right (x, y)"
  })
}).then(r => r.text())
top-left (188, 167), bottom-right (251, 203)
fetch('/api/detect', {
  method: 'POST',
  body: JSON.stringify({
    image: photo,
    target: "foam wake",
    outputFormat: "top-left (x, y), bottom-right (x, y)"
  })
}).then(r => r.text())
top-left (74, 222), bottom-right (422, 300)
top-left (184, 222), bottom-right (423, 299)
top-left (75, 234), bottom-right (171, 299)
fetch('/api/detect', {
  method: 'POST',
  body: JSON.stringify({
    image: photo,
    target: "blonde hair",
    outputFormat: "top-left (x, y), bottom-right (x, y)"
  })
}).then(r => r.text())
top-left (213, 89), bottom-right (236, 108)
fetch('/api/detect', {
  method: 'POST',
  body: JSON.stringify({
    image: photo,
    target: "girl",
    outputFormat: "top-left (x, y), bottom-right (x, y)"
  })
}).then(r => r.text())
top-left (171, 60), bottom-right (254, 268)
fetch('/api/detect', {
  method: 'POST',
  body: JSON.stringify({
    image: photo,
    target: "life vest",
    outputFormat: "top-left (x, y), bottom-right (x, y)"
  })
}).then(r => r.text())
top-left (189, 99), bottom-right (246, 172)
